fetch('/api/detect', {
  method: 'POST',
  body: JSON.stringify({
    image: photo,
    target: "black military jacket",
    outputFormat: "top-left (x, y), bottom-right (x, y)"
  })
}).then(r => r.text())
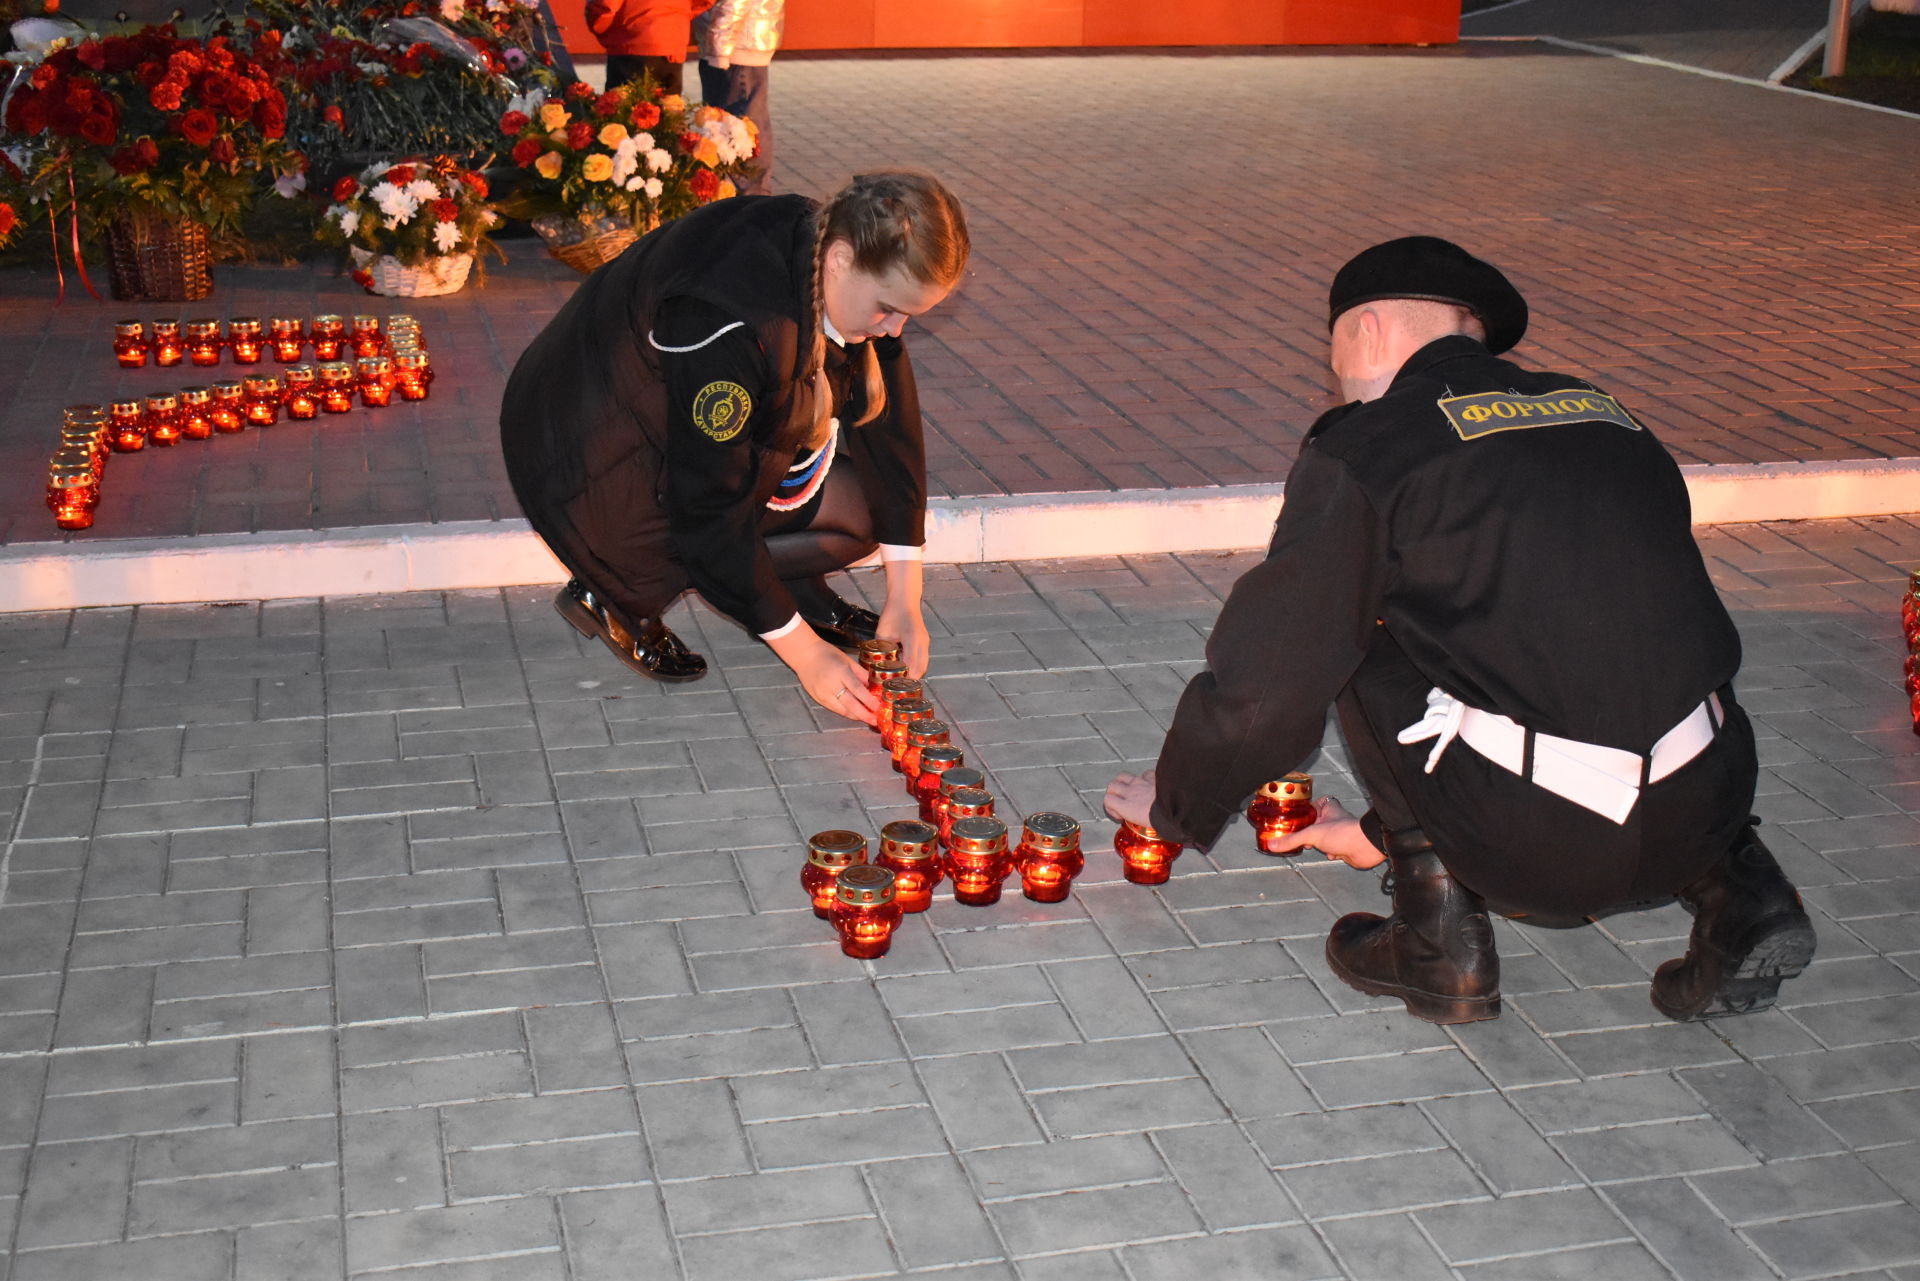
top-left (500, 194), bottom-right (926, 635)
top-left (1150, 335), bottom-right (1743, 849)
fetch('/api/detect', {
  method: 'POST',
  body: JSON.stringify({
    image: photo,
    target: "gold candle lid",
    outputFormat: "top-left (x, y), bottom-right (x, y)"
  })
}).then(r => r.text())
top-left (145, 392), bottom-right (179, 411)
top-left (110, 398), bottom-right (143, 415)
top-left (940, 767), bottom-right (986, 797)
top-left (890, 698), bottom-right (934, 726)
top-left (151, 318), bottom-right (180, 336)
top-left (948, 816), bottom-right (1008, 854)
top-left (1259, 772), bottom-right (1312, 801)
top-left (834, 863), bottom-right (896, 906)
top-left (917, 746), bottom-right (964, 772)
top-left (356, 355), bottom-right (393, 375)
top-left (269, 316), bottom-right (303, 334)
top-left (394, 352), bottom-right (430, 371)
top-left (243, 374), bottom-right (282, 395)
top-left (211, 380), bottom-right (244, 401)
top-left (312, 313), bottom-right (345, 331)
top-left (228, 316), bottom-right (263, 336)
top-left (51, 447), bottom-right (94, 476)
top-left (351, 313), bottom-right (381, 330)
top-left (905, 718), bottom-right (950, 745)
top-left (318, 361), bottom-right (354, 382)
top-left (64, 403), bottom-right (107, 423)
top-left (386, 312), bottom-right (418, 328)
top-left (185, 317), bottom-right (222, 337)
top-left (1021, 812), bottom-right (1081, 851)
top-left (284, 365), bottom-right (318, 386)
top-left (856, 638), bottom-right (903, 669)
top-left (945, 786), bottom-right (993, 816)
top-left (879, 820), bottom-right (940, 860)
top-left (179, 386), bottom-right (213, 406)
top-left (867, 655), bottom-right (907, 681)
top-left (806, 829), bottom-right (868, 870)
top-left (113, 319), bottom-right (145, 336)
top-left (879, 676), bottom-right (923, 703)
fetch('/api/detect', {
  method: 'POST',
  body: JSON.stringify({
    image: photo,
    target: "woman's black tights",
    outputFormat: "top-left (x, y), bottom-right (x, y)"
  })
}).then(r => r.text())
top-left (759, 463), bottom-right (879, 618)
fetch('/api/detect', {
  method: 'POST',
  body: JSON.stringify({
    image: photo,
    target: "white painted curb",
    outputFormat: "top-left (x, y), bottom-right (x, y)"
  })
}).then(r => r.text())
top-left (3, 458), bottom-right (1917, 611)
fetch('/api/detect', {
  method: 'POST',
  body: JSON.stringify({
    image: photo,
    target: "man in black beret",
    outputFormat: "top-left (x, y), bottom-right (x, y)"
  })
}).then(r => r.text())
top-left (1106, 236), bottom-right (1814, 1025)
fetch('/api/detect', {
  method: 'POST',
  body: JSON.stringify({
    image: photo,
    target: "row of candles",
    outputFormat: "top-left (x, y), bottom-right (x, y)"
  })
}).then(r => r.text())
top-left (47, 315), bottom-right (433, 532)
top-left (113, 313), bottom-right (407, 368)
top-left (803, 638), bottom-right (1322, 959)
top-left (1903, 570), bottom-right (1919, 736)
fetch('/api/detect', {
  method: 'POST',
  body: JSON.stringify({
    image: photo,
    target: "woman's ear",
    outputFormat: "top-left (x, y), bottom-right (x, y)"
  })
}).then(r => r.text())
top-left (825, 239), bottom-right (854, 279)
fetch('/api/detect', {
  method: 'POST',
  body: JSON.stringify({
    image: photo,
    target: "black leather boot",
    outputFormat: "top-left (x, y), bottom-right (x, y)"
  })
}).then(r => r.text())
top-left (1325, 829), bottom-right (1501, 1024)
top-left (554, 580), bottom-right (707, 683)
top-left (1651, 825), bottom-right (1815, 1021)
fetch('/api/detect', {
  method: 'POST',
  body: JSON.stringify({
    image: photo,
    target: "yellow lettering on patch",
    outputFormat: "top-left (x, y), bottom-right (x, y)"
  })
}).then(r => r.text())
top-left (1437, 389), bottom-right (1641, 441)
top-left (692, 381), bottom-right (752, 442)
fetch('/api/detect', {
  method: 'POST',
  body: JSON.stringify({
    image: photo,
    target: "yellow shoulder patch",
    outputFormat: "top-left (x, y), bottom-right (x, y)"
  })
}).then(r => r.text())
top-left (692, 380), bottom-right (752, 442)
top-left (1438, 389), bottom-right (1641, 442)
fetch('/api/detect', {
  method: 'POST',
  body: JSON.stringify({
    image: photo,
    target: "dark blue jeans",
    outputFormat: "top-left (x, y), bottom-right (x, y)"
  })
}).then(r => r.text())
top-left (698, 60), bottom-right (773, 195)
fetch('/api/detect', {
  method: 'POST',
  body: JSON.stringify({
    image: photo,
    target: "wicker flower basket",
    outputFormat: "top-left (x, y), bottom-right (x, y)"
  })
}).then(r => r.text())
top-left (349, 246), bottom-right (474, 297)
top-left (533, 212), bottom-right (654, 275)
top-left (106, 208), bottom-right (214, 302)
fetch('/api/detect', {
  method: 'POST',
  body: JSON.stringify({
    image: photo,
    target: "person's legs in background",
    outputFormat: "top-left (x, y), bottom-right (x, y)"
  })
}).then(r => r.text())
top-left (607, 53), bottom-right (684, 94)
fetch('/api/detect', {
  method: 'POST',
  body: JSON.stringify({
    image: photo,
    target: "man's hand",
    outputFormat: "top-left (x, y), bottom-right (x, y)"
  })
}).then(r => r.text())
top-left (1104, 769), bottom-right (1158, 829)
top-left (1261, 796), bottom-right (1385, 869)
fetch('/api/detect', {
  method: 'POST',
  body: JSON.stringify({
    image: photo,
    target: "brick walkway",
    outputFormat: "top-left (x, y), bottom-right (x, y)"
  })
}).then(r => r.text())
top-left (4, 42), bottom-right (1919, 547)
top-left (1462, 0), bottom-right (1830, 81)
top-left (0, 515), bottom-right (1916, 1278)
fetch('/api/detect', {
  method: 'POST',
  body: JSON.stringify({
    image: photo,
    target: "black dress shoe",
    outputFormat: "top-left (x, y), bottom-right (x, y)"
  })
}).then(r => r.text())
top-left (553, 580), bottom-right (707, 683)
top-left (800, 591), bottom-right (881, 651)
top-left (1651, 826), bottom-right (1815, 1021)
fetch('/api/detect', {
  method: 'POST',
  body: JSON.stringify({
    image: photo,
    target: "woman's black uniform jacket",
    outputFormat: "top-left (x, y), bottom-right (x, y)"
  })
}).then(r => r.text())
top-left (1149, 335), bottom-right (1744, 850)
top-left (499, 194), bottom-right (927, 636)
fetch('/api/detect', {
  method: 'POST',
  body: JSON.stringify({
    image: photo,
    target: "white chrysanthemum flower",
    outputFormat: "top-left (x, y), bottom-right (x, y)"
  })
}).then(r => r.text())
top-left (273, 172), bottom-right (307, 199)
top-left (507, 87), bottom-right (546, 116)
top-left (645, 148), bottom-right (671, 174)
top-left (382, 215), bottom-right (403, 231)
top-left (338, 208), bottom-right (360, 237)
top-left (630, 131), bottom-right (654, 152)
top-left (366, 160), bottom-right (392, 178)
top-left (372, 182), bottom-right (418, 223)
top-left (624, 176), bottom-right (643, 192)
top-left (406, 178), bottom-right (440, 204)
top-left (643, 177), bottom-right (663, 199)
top-left (432, 220), bottom-right (461, 252)
top-left (610, 137), bottom-right (640, 187)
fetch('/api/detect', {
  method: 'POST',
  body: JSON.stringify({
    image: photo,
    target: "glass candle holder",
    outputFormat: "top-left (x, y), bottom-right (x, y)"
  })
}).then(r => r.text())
top-left (209, 381), bottom-right (246, 433)
top-left (318, 362), bottom-right (356, 413)
top-left (1116, 820), bottom-right (1185, 886)
top-left (311, 315), bottom-right (347, 361)
top-left (185, 318), bottom-right (224, 366)
top-left (356, 356), bottom-right (395, 408)
top-left (227, 317), bottom-right (265, 365)
top-left (47, 456), bottom-right (98, 530)
top-left (386, 313), bottom-right (419, 336)
top-left (856, 638), bottom-right (903, 679)
top-left (143, 392), bottom-right (183, 447)
top-left (1248, 772), bottom-right (1316, 853)
top-left (178, 387), bottom-right (215, 440)
top-left (887, 699), bottom-right (935, 773)
top-left (113, 319), bottom-right (150, 368)
top-left (243, 374), bottom-right (284, 427)
top-left (801, 829), bottom-right (868, 920)
top-left (830, 864), bottom-right (902, 959)
top-left (393, 352), bottom-right (433, 401)
top-left (268, 316), bottom-right (305, 363)
top-left (350, 314), bottom-right (385, 357)
top-left (151, 319), bottom-right (184, 368)
top-left (944, 816), bottom-right (1013, 907)
top-left (60, 425), bottom-right (107, 478)
top-left (935, 767), bottom-right (986, 837)
top-left (876, 677), bottom-right (924, 751)
top-left (876, 819), bottom-right (942, 913)
top-left (914, 746), bottom-right (965, 822)
top-left (108, 399), bottom-right (147, 452)
top-left (1016, 812), bottom-right (1085, 903)
top-left (901, 718), bottom-right (951, 791)
top-left (284, 366), bottom-right (320, 420)
top-left (940, 785), bottom-right (995, 850)
top-left (865, 655), bottom-right (907, 703)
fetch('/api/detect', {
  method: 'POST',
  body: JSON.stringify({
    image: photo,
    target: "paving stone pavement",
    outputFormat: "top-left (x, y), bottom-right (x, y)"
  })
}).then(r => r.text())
top-left (5, 42), bottom-right (1920, 547)
top-left (0, 514), bottom-right (1916, 1278)
top-left (1462, 0), bottom-right (1832, 81)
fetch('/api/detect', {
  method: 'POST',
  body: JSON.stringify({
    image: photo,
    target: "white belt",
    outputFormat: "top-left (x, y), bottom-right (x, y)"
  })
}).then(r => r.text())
top-left (1397, 687), bottom-right (1722, 825)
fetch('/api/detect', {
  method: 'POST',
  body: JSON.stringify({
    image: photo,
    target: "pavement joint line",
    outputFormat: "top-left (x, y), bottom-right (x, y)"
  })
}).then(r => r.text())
top-left (1469, 33), bottom-right (1920, 120)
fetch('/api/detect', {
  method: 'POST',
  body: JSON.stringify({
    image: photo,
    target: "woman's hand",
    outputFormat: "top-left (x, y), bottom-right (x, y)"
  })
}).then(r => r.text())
top-left (1104, 769), bottom-right (1158, 829)
top-left (767, 626), bottom-right (880, 726)
top-left (878, 556), bottom-right (931, 678)
top-left (1260, 796), bottom-right (1386, 869)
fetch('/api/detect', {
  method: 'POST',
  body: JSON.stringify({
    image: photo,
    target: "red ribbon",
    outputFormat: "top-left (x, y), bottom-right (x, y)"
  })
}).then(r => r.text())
top-left (48, 165), bottom-right (100, 303)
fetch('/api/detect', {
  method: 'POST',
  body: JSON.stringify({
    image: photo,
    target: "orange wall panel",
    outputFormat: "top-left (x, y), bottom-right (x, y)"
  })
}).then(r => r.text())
top-left (548, 0), bottom-right (591, 56)
top-left (785, 0), bottom-right (878, 51)
top-left (872, 0), bottom-right (1082, 48)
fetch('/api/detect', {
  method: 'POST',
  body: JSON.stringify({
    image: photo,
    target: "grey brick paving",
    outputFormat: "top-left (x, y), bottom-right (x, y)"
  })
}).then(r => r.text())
top-left (0, 517), bottom-right (1918, 1278)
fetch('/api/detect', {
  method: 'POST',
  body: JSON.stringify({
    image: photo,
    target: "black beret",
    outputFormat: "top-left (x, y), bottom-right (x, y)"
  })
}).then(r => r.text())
top-left (1328, 236), bottom-right (1529, 355)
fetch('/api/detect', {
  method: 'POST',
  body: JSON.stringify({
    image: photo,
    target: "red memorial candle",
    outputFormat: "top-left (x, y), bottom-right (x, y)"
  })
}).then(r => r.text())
top-left (150, 319), bottom-right (184, 368)
top-left (830, 864), bottom-right (902, 959)
top-left (178, 387), bottom-right (215, 440)
top-left (112, 320), bottom-right (149, 368)
top-left (143, 392), bottom-right (182, 447)
top-left (108, 399), bottom-right (147, 452)
top-left (284, 366), bottom-right (320, 420)
top-left (310, 315), bottom-right (347, 361)
top-left (184, 318), bottom-right (224, 366)
top-left (317, 362), bottom-right (355, 414)
top-left (944, 816), bottom-right (1013, 907)
top-left (901, 718), bottom-right (951, 792)
top-left (801, 829), bottom-right (868, 920)
top-left (227, 317), bottom-right (265, 365)
top-left (913, 746), bottom-right (965, 822)
top-left (269, 316), bottom-right (306, 363)
top-left (939, 785), bottom-right (994, 850)
top-left (393, 352), bottom-right (433, 401)
top-left (210, 381), bottom-right (247, 433)
top-left (887, 699), bottom-right (935, 774)
top-left (1016, 812), bottom-right (1085, 903)
top-left (876, 819), bottom-right (942, 913)
top-left (47, 453), bottom-right (97, 531)
top-left (350, 314), bottom-right (385, 358)
top-left (1247, 772), bottom-right (1317, 854)
top-left (356, 356), bottom-right (394, 408)
top-left (243, 374), bottom-right (283, 427)
top-left (1115, 820), bottom-right (1184, 886)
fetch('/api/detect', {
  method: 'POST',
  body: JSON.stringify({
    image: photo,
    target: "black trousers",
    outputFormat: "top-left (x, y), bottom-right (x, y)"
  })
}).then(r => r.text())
top-left (1337, 634), bottom-right (1758, 923)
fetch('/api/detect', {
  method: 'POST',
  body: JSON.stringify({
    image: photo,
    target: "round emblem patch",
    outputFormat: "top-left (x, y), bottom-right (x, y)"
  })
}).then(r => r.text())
top-left (692, 380), bottom-right (752, 442)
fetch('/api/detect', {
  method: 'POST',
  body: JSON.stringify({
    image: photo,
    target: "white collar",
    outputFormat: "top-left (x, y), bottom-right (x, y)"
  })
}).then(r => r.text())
top-left (822, 314), bottom-right (847, 348)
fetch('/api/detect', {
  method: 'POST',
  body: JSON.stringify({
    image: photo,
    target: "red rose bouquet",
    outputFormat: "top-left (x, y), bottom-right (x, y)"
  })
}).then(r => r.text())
top-left (1, 26), bottom-right (303, 237)
top-left (491, 75), bottom-right (756, 264)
